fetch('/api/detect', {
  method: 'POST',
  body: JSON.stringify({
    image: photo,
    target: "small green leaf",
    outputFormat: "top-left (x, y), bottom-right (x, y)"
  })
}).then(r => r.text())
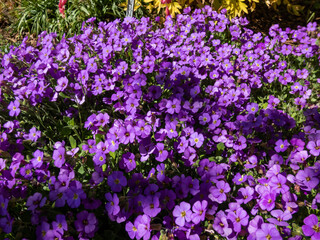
top-left (102, 164), bottom-right (107, 172)
top-left (78, 165), bottom-right (85, 174)
top-left (292, 223), bottom-right (303, 236)
top-left (59, 92), bottom-right (70, 99)
top-left (262, 102), bottom-right (268, 109)
top-left (69, 136), bottom-right (77, 149)
top-left (159, 230), bottom-right (168, 240)
top-left (109, 151), bottom-right (116, 159)
top-left (68, 118), bottom-right (75, 126)
top-left (95, 134), bottom-right (104, 144)
top-left (217, 142), bottom-right (225, 151)
top-left (61, 126), bottom-right (72, 136)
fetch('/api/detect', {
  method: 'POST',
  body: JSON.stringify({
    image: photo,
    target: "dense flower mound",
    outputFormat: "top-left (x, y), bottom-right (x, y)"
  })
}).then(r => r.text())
top-left (1, 6), bottom-right (320, 240)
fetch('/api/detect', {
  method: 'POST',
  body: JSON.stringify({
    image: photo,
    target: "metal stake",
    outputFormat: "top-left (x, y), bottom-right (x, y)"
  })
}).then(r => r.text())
top-left (126, 0), bottom-right (135, 17)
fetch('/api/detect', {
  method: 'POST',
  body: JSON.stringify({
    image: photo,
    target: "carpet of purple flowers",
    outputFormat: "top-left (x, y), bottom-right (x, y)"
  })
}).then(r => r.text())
top-left (1, 5), bottom-right (320, 240)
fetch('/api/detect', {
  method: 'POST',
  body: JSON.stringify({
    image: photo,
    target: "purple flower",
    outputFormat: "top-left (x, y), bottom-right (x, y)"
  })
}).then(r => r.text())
top-left (256, 223), bottom-right (281, 240)
top-left (209, 181), bottom-right (231, 203)
top-left (136, 215), bottom-right (151, 240)
top-left (0, 215), bottom-right (13, 234)
top-left (165, 122), bottom-right (178, 139)
top-left (0, 195), bottom-right (8, 216)
top-left (173, 202), bottom-right (192, 227)
top-left (156, 163), bottom-right (166, 182)
top-left (119, 125), bottom-right (135, 145)
top-left (166, 98), bottom-right (181, 114)
top-left (19, 163), bottom-right (33, 180)
top-left (107, 134), bottom-right (119, 153)
top-left (107, 171), bottom-right (127, 192)
top-left (52, 214), bottom-right (68, 235)
top-left (53, 147), bottom-right (66, 168)
top-left (105, 193), bottom-right (120, 216)
top-left (74, 210), bottom-right (97, 235)
top-left (237, 186), bottom-right (254, 204)
top-left (119, 152), bottom-right (136, 172)
top-left (248, 215), bottom-right (264, 238)
top-left (49, 187), bottom-right (67, 208)
top-left (25, 127), bottom-right (41, 142)
top-left (26, 192), bottom-right (47, 212)
top-left (93, 152), bottom-right (106, 166)
top-left (134, 120), bottom-right (151, 138)
top-left (306, 140), bottom-right (320, 156)
top-left (144, 184), bottom-right (160, 198)
top-left (191, 200), bottom-right (207, 224)
top-left (8, 100), bottom-right (20, 117)
top-left (181, 176), bottom-right (200, 196)
top-left (246, 102), bottom-right (259, 114)
top-left (292, 150), bottom-right (309, 166)
top-left (142, 196), bottom-right (161, 218)
top-left (269, 174), bottom-right (290, 194)
top-left (46, 229), bottom-right (63, 239)
top-left (209, 114), bottom-right (221, 130)
top-left (189, 132), bottom-right (204, 148)
top-left (302, 214), bottom-right (320, 239)
top-left (160, 189), bottom-right (176, 210)
top-left (295, 168), bottom-right (319, 191)
top-left (233, 136), bottom-right (247, 151)
top-left (259, 192), bottom-right (276, 211)
top-left (139, 137), bottom-right (155, 162)
top-left (55, 77), bottom-right (68, 92)
top-left (267, 210), bottom-right (292, 227)
top-left (212, 210), bottom-right (233, 237)
top-left (147, 85), bottom-right (162, 100)
top-left (95, 112), bottom-right (110, 127)
top-left (66, 181), bottom-right (86, 208)
top-left (125, 220), bottom-right (139, 239)
top-left (155, 143), bottom-right (168, 162)
top-left (233, 173), bottom-right (248, 185)
top-left (199, 113), bottom-right (211, 125)
top-left (36, 221), bottom-right (50, 239)
top-left (227, 207), bottom-right (249, 233)
top-left (275, 139), bottom-right (289, 153)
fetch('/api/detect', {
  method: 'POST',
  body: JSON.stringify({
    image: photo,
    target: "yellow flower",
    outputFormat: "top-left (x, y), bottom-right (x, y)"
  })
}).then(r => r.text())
top-left (167, 1), bottom-right (182, 18)
top-left (119, 0), bottom-right (142, 11)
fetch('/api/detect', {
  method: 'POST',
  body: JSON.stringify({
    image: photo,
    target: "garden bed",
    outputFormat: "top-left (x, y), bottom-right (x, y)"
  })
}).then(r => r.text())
top-left (0, 6), bottom-right (320, 240)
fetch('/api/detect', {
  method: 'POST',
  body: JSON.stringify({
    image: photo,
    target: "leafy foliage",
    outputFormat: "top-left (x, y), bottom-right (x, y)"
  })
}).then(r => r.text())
top-left (14, 0), bottom-right (126, 38)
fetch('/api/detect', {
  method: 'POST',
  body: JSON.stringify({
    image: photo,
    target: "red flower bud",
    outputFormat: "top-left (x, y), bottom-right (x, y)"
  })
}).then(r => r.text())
top-left (165, 6), bottom-right (170, 17)
top-left (58, 0), bottom-right (68, 18)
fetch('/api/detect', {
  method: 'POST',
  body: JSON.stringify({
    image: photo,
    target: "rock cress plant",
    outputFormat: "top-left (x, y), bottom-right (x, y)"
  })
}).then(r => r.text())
top-left (0, 6), bottom-right (320, 240)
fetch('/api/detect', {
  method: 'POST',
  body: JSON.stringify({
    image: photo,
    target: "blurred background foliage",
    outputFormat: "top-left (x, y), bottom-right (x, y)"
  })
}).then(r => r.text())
top-left (0, 0), bottom-right (319, 54)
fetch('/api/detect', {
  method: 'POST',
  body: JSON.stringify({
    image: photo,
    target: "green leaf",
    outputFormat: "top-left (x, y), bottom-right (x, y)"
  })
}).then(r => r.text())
top-left (262, 102), bottom-right (268, 109)
top-left (69, 136), bottom-right (77, 149)
top-left (292, 223), bottom-right (303, 236)
top-left (78, 165), bottom-right (85, 174)
top-left (95, 134), bottom-right (104, 144)
top-left (80, 6), bottom-right (90, 15)
top-left (102, 164), bottom-right (107, 172)
top-left (61, 126), bottom-right (72, 136)
top-left (159, 230), bottom-right (168, 240)
top-left (59, 92), bottom-right (70, 99)
top-left (109, 151), bottom-right (116, 159)
top-left (217, 142), bottom-right (225, 151)
top-left (68, 118), bottom-right (75, 126)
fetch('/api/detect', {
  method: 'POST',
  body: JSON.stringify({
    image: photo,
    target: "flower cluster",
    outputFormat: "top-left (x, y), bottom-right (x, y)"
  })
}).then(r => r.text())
top-left (0, 6), bottom-right (320, 240)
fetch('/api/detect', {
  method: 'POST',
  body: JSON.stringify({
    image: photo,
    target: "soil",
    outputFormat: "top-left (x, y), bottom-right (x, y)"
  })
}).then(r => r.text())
top-left (246, 2), bottom-right (320, 34)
